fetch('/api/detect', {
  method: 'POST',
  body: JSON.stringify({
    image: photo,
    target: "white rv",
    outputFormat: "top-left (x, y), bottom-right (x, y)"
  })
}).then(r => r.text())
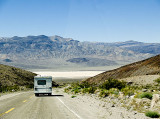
top-left (34, 76), bottom-right (52, 96)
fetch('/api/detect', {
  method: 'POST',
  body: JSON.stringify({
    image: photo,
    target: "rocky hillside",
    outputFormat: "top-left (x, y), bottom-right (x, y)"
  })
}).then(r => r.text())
top-left (0, 64), bottom-right (36, 87)
top-left (0, 35), bottom-right (160, 69)
top-left (85, 54), bottom-right (160, 84)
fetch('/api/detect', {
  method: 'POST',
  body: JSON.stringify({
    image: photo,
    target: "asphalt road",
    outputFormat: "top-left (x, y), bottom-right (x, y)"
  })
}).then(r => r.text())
top-left (0, 89), bottom-right (149, 119)
top-left (0, 91), bottom-right (81, 119)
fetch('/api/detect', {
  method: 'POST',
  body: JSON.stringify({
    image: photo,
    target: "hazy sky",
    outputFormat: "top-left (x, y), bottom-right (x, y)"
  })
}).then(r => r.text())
top-left (0, 0), bottom-right (160, 43)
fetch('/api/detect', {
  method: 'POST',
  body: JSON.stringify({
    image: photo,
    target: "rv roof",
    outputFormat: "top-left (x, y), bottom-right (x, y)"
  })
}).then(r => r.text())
top-left (35, 75), bottom-right (52, 78)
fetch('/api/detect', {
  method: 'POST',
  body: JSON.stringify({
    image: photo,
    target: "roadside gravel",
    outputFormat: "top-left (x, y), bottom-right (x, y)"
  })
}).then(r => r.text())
top-left (54, 88), bottom-right (150, 119)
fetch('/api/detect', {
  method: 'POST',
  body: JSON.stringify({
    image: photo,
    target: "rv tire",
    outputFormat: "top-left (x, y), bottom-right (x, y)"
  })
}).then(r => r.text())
top-left (48, 93), bottom-right (51, 96)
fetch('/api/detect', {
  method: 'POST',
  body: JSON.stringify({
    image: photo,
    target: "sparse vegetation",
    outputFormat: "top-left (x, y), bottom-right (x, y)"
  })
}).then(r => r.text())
top-left (108, 88), bottom-right (119, 95)
top-left (0, 85), bottom-right (20, 93)
top-left (0, 64), bottom-right (36, 93)
top-left (71, 95), bottom-right (76, 98)
top-left (145, 111), bottom-right (160, 118)
top-left (139, 92), bottom-right (153, 100)
top-left (121, 86), bottom-right (135, 96)
top-left (154, 77), bottom-right (160, 84)
top-left (64, 79), bottom-right (127, 96)
top-left (64, 81), bottom-right (97, 94)
top-left (100, 78), bottom-right (126, 90)
top-left (64, 76), bottom-right (160, 118)
top-left (99, 89), bottom-right (109, 97)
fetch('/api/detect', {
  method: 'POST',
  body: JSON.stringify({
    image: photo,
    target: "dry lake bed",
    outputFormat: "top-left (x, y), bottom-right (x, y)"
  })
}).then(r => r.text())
top-left (33, 71), bottom-right (105, 83)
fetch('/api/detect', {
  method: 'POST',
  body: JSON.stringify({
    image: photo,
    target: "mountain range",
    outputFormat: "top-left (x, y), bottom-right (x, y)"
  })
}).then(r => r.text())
top-left (0, 35), bottom-right (160, 70)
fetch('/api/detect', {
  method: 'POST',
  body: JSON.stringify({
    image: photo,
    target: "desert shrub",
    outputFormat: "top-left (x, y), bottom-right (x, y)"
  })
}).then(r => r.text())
top-left (108, 88), bottom-right (119, 95)
top-left (79, 81), bottom-right (91, 88)
top-left (100, 78), bottom-right (126, 90)
top-left (139, 92), bottom-right (153, 100)
top-left (0, 85), bottom-right (20, 92)
top-left (81, 87), bottom-right (97, 94)
top-left (0, 86), bottom-right (2, 92)
top-left (145, 111), bottom-right (160, 118)
top-left (0, 82), bottom-right (2, 92)
top-left (99, 89), bottom-right (109, 97)
top-left (10, 85), bottom-right (19, 91)
top-left (71, 87), bottom-right (81, 94)
top-left (134, 91), bottom-right (142, 98)
top-left (154, 78), bottom-right (160, 84)
top-left (82, 88), bottom-right (89, 93)
top-left (64, 87), bottom-right (70, 93)
top-left (67, 82), bottom-right (81, 94)
top-left (64, 83), bottom-right (81, 94)
top-left (142, 84), bottom-right (153, 90)
top-left (26, 84), bottom-right (34, 88)
top-left (88, 87), bottom-right (97, 93)
top-left (65, 81), bottom-right (97, 94)
top-left (71, 95), bottom-right (76, 98)
top-left (121, 87), bottom-right (135, 96)
top-left (71, 82), bottom-right (80, 88)
top-left (1, 85), bottom-right (7, 92)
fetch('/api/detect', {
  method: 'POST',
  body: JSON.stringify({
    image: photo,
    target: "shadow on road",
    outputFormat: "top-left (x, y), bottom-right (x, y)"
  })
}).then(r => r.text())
top-left (36, 94), bottom-right (64, 97)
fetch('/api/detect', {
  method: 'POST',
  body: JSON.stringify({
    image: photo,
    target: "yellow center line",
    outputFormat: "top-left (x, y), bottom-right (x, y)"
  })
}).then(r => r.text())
top-left (23, 95), bottom-right (34, 103)
top-left (5, 108), bottom-right (15, 114)
top-left (1, 95), bottom-right (34, 117)
top-left (23, 100), bottom-right (27, 103)
top-left (0, 113), bottom-right (5, 117)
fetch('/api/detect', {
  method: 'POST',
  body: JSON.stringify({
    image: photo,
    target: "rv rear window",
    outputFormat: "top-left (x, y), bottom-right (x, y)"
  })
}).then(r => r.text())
top-left (37, 80), bottom-right (46, 85)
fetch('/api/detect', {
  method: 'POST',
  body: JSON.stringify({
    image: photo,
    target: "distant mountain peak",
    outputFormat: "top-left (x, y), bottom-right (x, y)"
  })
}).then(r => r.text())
top-left (27, 35), bottom-right (48, 38)
top-left (124, 40), bottom-right (143, 43)
top-left (125, 40), bottom-right (137, 42)
top-left (50, 35), bottom-right (75, 42)
top-left (54, 35), bottom-right (63, 38)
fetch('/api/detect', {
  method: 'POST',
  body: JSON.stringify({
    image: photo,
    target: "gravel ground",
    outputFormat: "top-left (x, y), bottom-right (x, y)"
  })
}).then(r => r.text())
top-left (120, 75), bottom-right (160, 85)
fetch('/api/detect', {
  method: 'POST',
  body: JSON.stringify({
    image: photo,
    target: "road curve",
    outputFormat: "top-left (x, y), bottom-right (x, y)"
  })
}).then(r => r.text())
top-left (0, 91), bottom-right (80, 119)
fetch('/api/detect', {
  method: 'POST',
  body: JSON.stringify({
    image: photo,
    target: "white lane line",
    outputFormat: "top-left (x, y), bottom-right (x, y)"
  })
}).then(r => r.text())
top-left (56, 97), bottom-right (82, 119)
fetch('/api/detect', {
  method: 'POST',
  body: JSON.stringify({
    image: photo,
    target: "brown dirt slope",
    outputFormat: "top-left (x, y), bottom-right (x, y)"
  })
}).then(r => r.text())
top-left (0, 64), bottom-right (37, 86)
top-left (85, 54), bottom-right (160, 84)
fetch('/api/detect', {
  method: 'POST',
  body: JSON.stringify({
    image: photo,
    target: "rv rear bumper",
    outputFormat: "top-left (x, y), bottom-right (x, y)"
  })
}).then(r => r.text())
top-left (34, 88), bottom-right (52, 94)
